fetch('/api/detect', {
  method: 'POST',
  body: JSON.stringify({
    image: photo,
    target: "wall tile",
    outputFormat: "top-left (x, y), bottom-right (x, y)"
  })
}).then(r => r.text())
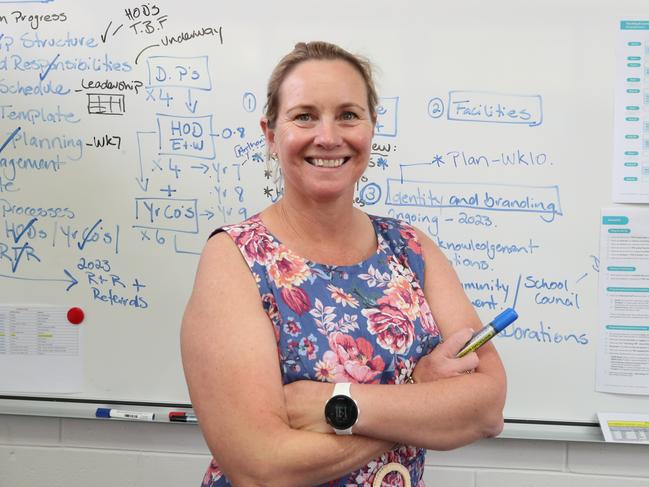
top-left (422, 466), bottom-right (475, 486)
top-left (56, 448), bottom-right (140, 487)
top-left (135, 452), bottom-right (212, 487)
top-left (477, 470), bottom-right (649, 487)
top-left (61, 419), bottom-right (209, 454)
top-left (0, 415), bottom-right (60, 446)
top-left (426, 437), bottom-right (566, 471)
top-left (568, 442), bottom-right (649, 477)
top-left (0, 446), bottom-right (84, 487)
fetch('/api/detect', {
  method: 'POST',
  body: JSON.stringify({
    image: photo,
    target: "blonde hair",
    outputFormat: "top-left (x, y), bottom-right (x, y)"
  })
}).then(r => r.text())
top-left (264, 41), bottom-right (378, 129)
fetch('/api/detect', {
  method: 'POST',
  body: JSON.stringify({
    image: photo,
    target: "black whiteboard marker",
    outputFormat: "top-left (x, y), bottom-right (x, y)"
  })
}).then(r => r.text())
top-left (456, 308), bottom-right (518, 358)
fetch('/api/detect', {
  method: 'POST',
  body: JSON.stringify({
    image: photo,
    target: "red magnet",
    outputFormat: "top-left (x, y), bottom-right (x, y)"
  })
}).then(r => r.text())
top-left (67, 307), bottom-right (85, 325)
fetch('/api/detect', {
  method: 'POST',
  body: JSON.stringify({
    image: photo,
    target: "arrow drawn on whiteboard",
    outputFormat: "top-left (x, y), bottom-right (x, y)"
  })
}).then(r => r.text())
top-left (0, 269), bottom-right (78, 292)
top-left (190, 163), bottom-right (209, 174)
top-left (200, 209), bottom-right (215, 220)
top-left (185, 90), bottom-right (198, 113)
top-left (135, 176), bottom-right (149, 192)
top-left (135, 131), bottom-right (156, 192)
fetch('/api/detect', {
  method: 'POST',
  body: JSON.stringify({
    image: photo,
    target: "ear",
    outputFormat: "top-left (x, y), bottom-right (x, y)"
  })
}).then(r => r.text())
top-left (260, 117), bottom-right (276, 153)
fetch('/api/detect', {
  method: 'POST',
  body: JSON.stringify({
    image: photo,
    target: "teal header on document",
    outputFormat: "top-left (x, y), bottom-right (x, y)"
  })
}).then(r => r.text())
top-left (621, 20), bottom-right (649, 30)
top-left (607, 287), bottom-right (649, 292)
top-left (602, 216), bottom-right (629, 225)
top-left (606, 325), bottom-right (649, 331)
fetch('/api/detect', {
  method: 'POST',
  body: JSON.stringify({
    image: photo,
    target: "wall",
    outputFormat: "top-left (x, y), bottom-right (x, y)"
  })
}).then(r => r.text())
top-left (1, 415), bottom-right (648, 487)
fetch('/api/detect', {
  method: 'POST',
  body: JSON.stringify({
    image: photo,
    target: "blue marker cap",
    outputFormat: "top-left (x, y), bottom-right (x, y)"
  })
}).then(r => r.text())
top-left (96, 408), bottom-right (111, 418)
top-left (490, 308), bottom-right (518, 332)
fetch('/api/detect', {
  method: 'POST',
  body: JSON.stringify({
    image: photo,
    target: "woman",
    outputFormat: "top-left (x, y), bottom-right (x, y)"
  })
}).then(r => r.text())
top-left (181, 41), bottom-right (506, 487)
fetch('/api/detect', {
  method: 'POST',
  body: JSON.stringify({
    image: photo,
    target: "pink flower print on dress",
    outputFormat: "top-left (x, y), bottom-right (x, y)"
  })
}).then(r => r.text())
top-left (399, 225), bottom-right (422, 255)
top-left (268, 248), bottom-right (311, 288)
top-left (327, 284), bottom-right (359, 308)
top-left (201, 459), bottom-right (223, 487)
top-left (416, 291), bottom-right (439, 336)
top-left (363, 304), bottom-right (415, 355)
top-left (231, 222), bottom-right (277, 265)
top-left (322, 332), bottom-right (385, 383)
top-left (281, 286), bottom-right (311, 315)
top-left (378, 274), bottom-right (420, 322)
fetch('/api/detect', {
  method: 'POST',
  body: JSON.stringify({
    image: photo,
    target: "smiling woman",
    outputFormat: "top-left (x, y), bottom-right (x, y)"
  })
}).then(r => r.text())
top-left (181, 41), bottom-right (506, 487)
top-left (261, 58), bottom-right (375, 208)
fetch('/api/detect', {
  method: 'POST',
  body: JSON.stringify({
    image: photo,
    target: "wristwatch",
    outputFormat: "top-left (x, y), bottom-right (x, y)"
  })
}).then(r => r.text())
top-left (324, 382), bottom-right (359, 435)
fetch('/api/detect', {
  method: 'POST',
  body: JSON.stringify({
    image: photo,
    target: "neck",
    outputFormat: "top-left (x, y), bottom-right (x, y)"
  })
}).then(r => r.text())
top-left (277, 195), bottom-right (358, 243)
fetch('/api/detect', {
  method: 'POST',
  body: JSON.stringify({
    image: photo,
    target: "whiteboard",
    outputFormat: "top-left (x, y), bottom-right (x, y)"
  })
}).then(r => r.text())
top-left (1, 0), bottom-right (648, 427)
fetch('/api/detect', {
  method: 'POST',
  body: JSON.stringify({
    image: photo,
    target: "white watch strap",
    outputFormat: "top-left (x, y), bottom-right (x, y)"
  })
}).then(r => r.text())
top-left (333, 382), bottom-right (351, 397)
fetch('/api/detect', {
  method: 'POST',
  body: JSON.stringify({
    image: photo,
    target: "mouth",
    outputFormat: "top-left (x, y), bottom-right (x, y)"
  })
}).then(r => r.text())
top-left (305, 157), bottom-right (350, 168)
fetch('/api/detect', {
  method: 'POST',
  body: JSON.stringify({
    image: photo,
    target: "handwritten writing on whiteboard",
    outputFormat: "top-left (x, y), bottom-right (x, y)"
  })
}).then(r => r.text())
top-left (0, 0), bottom-right (594, 371)
top-left (427, 91), bottom-right (543, 126)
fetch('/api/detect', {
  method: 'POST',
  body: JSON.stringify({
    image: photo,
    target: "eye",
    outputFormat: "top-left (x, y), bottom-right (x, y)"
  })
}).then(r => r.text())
top-left (340, 111), bottom-right (359, 121)
top-left (295, 113), bottom-right (313, 122)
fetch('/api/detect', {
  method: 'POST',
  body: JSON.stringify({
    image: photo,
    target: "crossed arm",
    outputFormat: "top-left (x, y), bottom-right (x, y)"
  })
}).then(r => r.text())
top-left (181, 229), bottom-right (506, 486)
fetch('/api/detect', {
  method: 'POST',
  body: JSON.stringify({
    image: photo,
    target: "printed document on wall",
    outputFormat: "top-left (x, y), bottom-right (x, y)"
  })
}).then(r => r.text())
top-left (0, 306), bottom-right (83, 393)
top-left (613, 20), bottom-right (649, 203)
top-left (597, 209), bottom-right (649, 395)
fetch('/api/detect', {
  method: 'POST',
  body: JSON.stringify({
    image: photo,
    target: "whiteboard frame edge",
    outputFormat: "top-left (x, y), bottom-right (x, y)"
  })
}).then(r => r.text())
top-left (0, 398), bottom-right (607, 442)
top-left (501, 420), bottom-right (605, 442)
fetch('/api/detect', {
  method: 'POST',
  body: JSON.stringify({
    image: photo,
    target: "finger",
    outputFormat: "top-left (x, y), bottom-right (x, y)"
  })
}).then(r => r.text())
top-left (443, 328), bottom-right (476, 356)
top-left (457, 351), bottom-right (479, 373)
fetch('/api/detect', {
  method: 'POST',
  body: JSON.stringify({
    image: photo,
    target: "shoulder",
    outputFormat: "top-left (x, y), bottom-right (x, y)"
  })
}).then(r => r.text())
top-left (411, 227), bottom-right (446, 265)
top-left (193, 231), bottom-right (251, 293)
top-left (194, 215), bottom-right (268, 291)
top-left (184, 221), bottom-right (268, 336)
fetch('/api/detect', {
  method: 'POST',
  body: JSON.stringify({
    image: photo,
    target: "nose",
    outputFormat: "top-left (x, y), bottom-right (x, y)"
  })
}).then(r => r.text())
top-left (314, 118), bottom-right (342, 149)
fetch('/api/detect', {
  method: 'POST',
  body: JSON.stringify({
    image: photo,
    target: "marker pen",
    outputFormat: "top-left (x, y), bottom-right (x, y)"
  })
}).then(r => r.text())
top-left (96, 408), bottom-right (155, 421)
top-left (456, 308), bottom-right (518, 358)
top-left (169, 412), bottom-right (198, 423)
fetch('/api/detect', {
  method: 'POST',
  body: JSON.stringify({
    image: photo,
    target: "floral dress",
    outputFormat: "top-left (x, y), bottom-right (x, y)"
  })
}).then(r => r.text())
top-left (202, 214), bottom-right (441, 487)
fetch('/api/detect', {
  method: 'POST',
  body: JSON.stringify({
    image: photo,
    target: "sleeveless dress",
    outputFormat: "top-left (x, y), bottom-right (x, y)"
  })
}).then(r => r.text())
top-left (201, 213), bottom-right (441, 487)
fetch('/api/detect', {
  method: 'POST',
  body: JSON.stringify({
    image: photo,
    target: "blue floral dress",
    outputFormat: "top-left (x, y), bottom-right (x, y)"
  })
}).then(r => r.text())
top-left (202, 214), bottom-right (441, 487)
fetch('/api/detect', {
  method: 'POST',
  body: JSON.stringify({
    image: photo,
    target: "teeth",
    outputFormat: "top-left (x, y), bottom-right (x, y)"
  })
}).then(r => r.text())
top-left (310, 158), bottom-right (345, 168)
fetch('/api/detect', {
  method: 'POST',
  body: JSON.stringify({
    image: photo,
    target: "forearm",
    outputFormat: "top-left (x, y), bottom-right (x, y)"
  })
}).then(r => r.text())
top-left (215, 422), bottom-right (392, 487)
top-left (353, 368), bottom-right (505, 450)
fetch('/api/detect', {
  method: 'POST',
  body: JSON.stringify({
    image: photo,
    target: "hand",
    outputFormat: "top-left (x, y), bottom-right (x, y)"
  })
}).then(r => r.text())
top-left (283, 380), bottom-right (334, 433)
top-left (412, 328), bottom-right (480, 383)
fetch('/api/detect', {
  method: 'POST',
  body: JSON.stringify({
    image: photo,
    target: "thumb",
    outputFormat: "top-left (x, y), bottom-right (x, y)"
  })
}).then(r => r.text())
top-left (443, 328), bottom-right (476, 356)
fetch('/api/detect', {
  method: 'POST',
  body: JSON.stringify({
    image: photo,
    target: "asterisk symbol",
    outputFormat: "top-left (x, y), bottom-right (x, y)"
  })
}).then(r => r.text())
top-left (264, 170), bottom-right (272, 179)
top-left (432, 154), bottom-right (444, 166)
top-left (263, 187), bottom-right (274, 198)
top-left (376, 157), bottom-right (388, 170)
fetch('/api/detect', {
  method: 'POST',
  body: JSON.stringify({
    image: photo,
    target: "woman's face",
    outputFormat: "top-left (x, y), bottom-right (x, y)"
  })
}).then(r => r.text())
top-left (263, 59), bottom-right (374, 203)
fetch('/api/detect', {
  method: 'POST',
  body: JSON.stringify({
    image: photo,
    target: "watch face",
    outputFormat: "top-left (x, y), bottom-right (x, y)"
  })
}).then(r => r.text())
top-left (325, 394), bottom-right (358, 430)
